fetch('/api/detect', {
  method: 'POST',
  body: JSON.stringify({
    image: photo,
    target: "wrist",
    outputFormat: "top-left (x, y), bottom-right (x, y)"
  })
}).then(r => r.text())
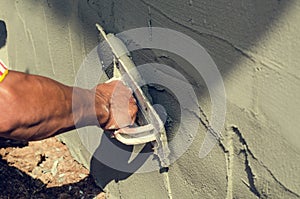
top-left (0, 59), bottom-right (9, 83)
top-left (93, 88), bottom-right (110, 128)
top-left (72, 87), bottom-right (99, 128)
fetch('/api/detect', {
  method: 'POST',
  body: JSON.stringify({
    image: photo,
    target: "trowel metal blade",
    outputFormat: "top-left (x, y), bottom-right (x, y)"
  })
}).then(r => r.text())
top-left (97, 40), bottom-right (114, 69)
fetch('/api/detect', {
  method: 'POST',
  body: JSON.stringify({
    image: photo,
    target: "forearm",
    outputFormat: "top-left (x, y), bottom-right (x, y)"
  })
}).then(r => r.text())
top-left (0, 71), bottom-right (101, 141)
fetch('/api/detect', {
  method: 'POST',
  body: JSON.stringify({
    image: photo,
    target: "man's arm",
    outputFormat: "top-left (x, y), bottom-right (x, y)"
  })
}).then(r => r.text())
top-left (0, 71), bottom-right (137, 141)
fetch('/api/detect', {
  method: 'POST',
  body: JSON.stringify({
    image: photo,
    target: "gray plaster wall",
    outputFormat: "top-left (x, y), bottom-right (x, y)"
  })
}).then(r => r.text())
top-left (0, 0), bottom-right (299, 198)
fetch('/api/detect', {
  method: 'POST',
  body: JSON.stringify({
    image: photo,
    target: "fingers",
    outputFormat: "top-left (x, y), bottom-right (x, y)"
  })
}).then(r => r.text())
top-left (106, 80), bottom-right (132, 94)
top-left (98, 80), bottom-right (138, 131)
top-left (105, 101), bottom-right (137, 130)
top-left (129, 97), bottom-right (138, 125)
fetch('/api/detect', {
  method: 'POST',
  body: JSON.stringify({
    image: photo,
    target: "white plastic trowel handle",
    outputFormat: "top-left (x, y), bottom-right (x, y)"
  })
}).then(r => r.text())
top-left (114, 124), bottom-right (157, 145)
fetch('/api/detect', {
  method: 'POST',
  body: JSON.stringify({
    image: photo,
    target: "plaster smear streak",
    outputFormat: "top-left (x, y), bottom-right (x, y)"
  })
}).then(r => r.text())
top-left (222, 128), bottom-right (234, 199)
top-left (220, 125), bottom-right (300, 198)
top-left (220, 127), bottom-right (261, 199)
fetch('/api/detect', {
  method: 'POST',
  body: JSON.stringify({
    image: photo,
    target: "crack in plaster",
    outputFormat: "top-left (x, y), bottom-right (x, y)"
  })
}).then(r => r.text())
top-left (231, 127), bottom-right (260, 197)
top-left (184, 104), bottom-right (299, 197)
top-left (231, 126), bottom-right (300, 198)
top-left (184, 108), bottom-right (238, 198)
top-left (239, 148), bottom-right (261, 197)
top-left (185, 107), bottom-right (220, 140)
top-left (219, 127), bottom-right (261, 198)
top-left (243, 150), bottom-right (261, 197)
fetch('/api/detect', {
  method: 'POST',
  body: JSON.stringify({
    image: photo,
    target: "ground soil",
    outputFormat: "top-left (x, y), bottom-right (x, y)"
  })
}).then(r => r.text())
top-left (0, 137), bottom-right (105, 199)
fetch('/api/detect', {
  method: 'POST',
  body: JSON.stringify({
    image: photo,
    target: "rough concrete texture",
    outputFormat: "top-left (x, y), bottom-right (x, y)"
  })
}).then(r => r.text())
top-left (0, 0), bottom-right (300, 198)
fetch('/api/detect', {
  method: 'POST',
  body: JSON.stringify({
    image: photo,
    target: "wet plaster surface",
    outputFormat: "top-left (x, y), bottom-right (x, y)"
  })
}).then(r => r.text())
top-left (0, 0), bottom-right (300, 198)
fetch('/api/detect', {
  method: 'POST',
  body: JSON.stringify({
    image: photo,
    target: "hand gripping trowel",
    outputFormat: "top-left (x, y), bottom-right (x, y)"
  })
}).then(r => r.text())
top-left (96, 24), bottom-right (170, 168)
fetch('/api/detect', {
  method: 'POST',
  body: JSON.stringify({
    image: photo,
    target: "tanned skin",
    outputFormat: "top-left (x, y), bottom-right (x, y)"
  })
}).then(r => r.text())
top-left (0, 71), bottom-right (137, 141)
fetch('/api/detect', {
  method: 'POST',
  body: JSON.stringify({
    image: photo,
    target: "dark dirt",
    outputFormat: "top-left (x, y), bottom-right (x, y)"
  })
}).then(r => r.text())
top-left (0, 137), bottom-right (105, 199)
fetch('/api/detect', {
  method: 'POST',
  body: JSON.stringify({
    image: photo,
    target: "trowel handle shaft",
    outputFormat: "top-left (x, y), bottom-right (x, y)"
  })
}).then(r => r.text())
top-left (114, 124), bottom-right (157, 145)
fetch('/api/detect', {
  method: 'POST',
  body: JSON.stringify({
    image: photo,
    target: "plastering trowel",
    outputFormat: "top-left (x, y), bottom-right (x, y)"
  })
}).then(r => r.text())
top-left (96, 24), bottom-right (170, 168)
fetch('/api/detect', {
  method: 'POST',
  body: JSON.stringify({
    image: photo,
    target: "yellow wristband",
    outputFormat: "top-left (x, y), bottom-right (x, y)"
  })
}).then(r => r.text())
top-left (0, 69), bottom-right (8, 82)
top-left (0, 60), bottom-right (9, 83)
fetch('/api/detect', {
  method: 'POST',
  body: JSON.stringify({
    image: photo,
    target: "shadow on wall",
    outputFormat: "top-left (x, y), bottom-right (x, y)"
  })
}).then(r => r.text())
top-left (90, 132), bottom-right (153, 189)
top-left (25, 0), bottom-right (293, 75)
top-left (0, 20), bottom-right (7, 49)
top-left (43, 0), bottom-right (293, 75)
